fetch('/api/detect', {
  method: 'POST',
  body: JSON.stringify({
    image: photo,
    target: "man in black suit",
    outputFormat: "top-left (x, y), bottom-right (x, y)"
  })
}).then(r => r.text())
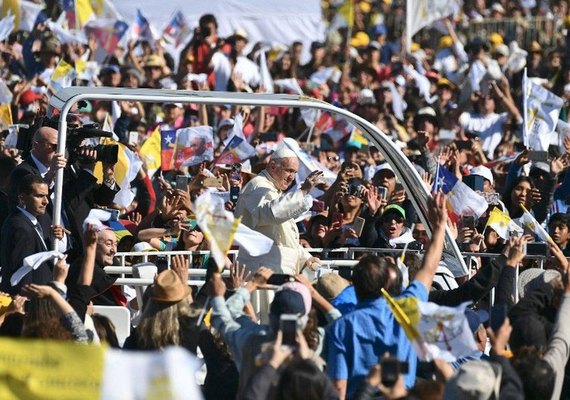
top-left (8, 126), bottom-right (66, 206)
top-left (0, 174), bottom-right (64, 294)
top-left (8, 124), bottom-right (119, 259)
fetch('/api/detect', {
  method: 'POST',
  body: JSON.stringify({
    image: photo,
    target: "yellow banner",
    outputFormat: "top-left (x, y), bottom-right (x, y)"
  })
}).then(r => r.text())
top-left (0, 338), bottom-right (105, 400)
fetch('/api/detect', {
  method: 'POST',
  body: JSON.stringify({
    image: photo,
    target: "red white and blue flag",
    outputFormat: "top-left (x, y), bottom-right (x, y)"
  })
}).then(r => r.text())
top-left (434, 164), bottom-right (487, 221)
top-left (215, 136), bottom-right (256, 165)
top-left (85, 19), bottom-right (129, 55)
top-left (162, 10), bottom-right (190, 47)
top-left (132, 9), bottom-right (153, 42)
top-left (161, 130), bottom-right (177, 171)
top-left (61, 0), bottom-right (76, 30)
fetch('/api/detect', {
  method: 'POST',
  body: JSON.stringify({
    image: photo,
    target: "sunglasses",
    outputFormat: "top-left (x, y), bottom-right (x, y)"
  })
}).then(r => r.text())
top-left (382, 214), bottom-right (405, 223)
top-left (327, 156), bottom-right (340, 162)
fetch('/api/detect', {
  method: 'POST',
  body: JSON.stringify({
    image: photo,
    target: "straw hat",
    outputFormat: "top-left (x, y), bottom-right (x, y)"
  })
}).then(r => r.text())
top-left (150, 270), bottom-right (190, 303)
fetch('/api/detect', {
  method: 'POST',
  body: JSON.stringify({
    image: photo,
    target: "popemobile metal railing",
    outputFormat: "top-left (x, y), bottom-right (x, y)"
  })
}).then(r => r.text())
top-left (107, 247), bottom-right (549, 287)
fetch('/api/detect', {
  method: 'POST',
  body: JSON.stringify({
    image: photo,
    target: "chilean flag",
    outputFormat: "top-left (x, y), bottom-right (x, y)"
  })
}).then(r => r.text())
top-left (161, 130), bottom-right (177, 171)
top-left (434, 164), bottom-right (487, 222)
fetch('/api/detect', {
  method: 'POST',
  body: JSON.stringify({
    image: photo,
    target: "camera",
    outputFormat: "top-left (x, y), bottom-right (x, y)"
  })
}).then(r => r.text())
top-left (381, 357), bottom-right (409, 387)
top-left (43, 115), bottom-right (119, 165)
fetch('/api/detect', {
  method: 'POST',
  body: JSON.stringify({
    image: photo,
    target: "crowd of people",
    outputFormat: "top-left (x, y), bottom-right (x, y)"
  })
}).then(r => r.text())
top-left (0, 0), bottom-right (570, 399)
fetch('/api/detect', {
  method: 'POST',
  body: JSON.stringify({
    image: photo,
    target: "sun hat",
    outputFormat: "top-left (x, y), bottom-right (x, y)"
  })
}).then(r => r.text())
top-left (150, 269), bottom-right (190, 303)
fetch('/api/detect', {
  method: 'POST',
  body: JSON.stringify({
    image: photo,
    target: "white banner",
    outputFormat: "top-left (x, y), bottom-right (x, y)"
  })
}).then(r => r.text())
top-left (405, 0), bottom-right (460, 52)
top-left (111, 0), bottom-right (323, 64)
top-left (523, 70), bottom-right (564, 151)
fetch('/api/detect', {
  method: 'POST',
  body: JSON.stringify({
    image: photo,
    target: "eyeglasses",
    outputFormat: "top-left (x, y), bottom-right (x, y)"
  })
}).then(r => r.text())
top-left (327, 156), bottom-right (340, 162)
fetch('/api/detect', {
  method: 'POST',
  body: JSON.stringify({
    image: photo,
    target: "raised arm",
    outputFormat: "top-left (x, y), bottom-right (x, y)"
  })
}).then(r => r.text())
top-left (414, 192), bottom-right (447, 291)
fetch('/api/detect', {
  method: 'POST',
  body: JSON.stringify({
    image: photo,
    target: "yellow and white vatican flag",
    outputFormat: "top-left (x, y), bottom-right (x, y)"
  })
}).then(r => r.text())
top-left (50, 59), bottom-right (77, 93)
top-left (523, 69), bottom-right (564, 151)
top-left (194, 190), bottom-right (241, 271)
top-left (518, 205), bottom-right (553, 244)
top-left (485, 207), bottom-right (523, 240)
top-left (194, 190), bottom-right (274, 271)
top-left (382, 289), bottom-right (478, 362)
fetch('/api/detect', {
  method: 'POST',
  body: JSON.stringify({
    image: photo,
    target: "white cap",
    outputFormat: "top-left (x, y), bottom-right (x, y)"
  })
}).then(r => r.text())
top-left (470, 165), bottom-right (494, 185)
top-left (217, 118), bottom-right (234, 130)
top-left (374, 162), bottom-right (394, 174)
top-left (132, 242), bottom-right (158, 252)
top-left (270, 147), bottom-right (297, 160)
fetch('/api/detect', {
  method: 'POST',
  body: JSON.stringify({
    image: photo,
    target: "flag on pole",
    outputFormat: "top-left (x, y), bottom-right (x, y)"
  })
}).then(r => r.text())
top-left (434, 164), bottom-right (488, 221)
top-left (281, 137), bottom-right (337, 183)
top-left (75, 0), bottom-right (95, 28)
top-left (140, 126), bottom-right (162, 176)
top-left (173, 126), bottom-right (214, 169)
top-left (258, 50), bottom-right (273, 94)
top-left (519, 205), bottom-right (553, 244)
top-left (485, 207), bottom-right (523, 240)
top-left (215, 136), bottom-right (256, 165)
top-left (0, 104), bottom-right (13, 128)
top-left (1, 0), bottom-right (19, 30)
top-left (46, 18), bottom-right (87, 44)
top-left (382, 289), bottom-right (478, 362)
top-left (131, 9), bottom-right (154, 42)
top-left (0, 14), bottom-right (15, 41)
top-left (106, 220), bottom-right (132, 241)
top-left (3, 0), bottom-right (43, 32)
top-left (338, 0), bottom-right (354, 27)
top-left (523, 69), bottom-right (564, 151)
top-left (50, 59), bottom-right (77, 92)
top-left (194, 190), bottom-right (241, 271)
top-left (61, 0), bottom-right (76, 29)
top-left (405, 0), bottom-right (460, 52)
top-left (162, 10), bottom-right (190, 47)
top-left (85, 19), bottom-right (129, 55)
top-left (0, 79), bottom-right (12, 104)
top-left (161, 129), bottom-right (176, 171)
top-left (347, 128), bottom-right (369, 148)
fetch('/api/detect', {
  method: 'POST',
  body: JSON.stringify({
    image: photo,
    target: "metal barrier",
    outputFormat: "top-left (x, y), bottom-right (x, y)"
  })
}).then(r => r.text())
top-left (107, 248), bottom-right (549, 289)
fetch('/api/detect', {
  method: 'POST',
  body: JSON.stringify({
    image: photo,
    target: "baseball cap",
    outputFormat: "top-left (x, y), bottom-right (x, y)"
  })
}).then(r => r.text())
top-left (217, 118), bottom-right (234, 130)
top-left (19, 90), bottom-right (42, 106)
top-left (281, 282), bottom-right (312, 317)
top-left (270, 288), bottom-right (306, 316)
top-left (465, 308), bottom-right (489, 333)
top-left (470, 165), bottom-right (494, 185)
top-left (383, 204), bottom-right (406, 220)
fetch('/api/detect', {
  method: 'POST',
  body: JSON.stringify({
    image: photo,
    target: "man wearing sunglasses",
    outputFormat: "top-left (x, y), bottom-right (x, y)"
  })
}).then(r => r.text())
top-left (374, 204), bottom-right (414, 249)
top-left (8, 126), bottom-right (66, 206)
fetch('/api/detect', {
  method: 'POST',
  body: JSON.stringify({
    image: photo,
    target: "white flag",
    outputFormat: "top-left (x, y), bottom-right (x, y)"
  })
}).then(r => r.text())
top-left (11, 251), bottom-right (64, 286)
top-left (0, 14), bottom-right (15, 42)
top-left (274, 78), bottom-right (304, 95)
top-left (18, 0), bottom-right (43, 32)
top-left (46, 18), bottom-right (87, 44)
top-left (234, 223), bottom-right (273, 257)
top-left (258, 51), bottom-right (273, 94)
top-left (0, 78), bottom-right (13, 104)
top-left (101, 347), bottom-right (204, 400)
top-left (523, 69), bottom-right (564, 151)
top-left (405, 0), bottom-right (460, 52)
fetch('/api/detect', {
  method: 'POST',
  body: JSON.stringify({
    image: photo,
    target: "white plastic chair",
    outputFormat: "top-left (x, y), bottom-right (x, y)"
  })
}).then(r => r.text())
top-left (92, 305), bottom-right (131, 347)
top-left (131, 262), bottom-right (158, 311)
